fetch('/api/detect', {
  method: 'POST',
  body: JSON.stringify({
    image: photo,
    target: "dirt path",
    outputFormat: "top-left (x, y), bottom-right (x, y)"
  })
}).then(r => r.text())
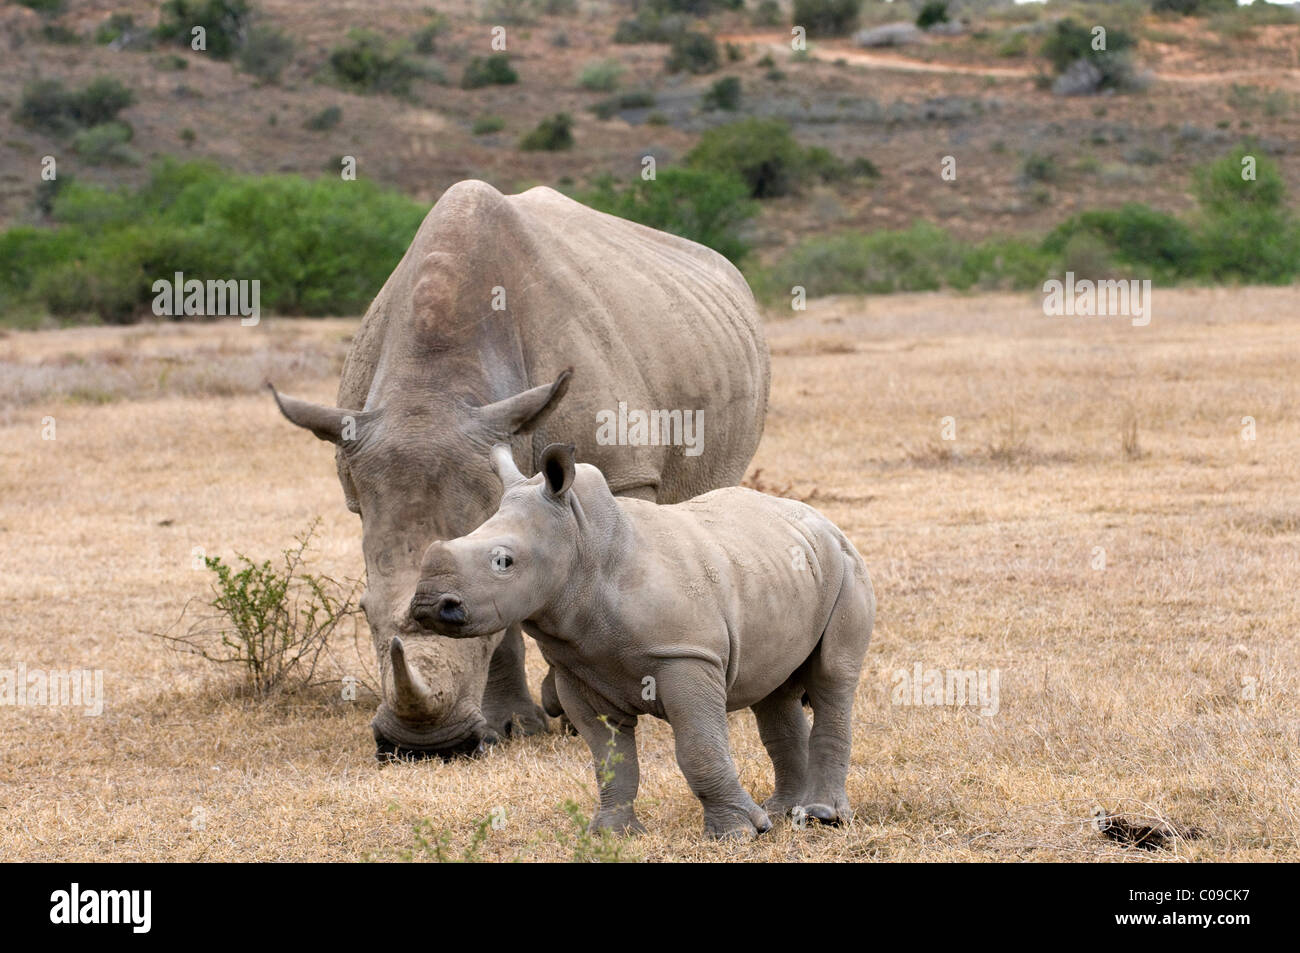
top-left (720, 31), bottom-right (1300, 87)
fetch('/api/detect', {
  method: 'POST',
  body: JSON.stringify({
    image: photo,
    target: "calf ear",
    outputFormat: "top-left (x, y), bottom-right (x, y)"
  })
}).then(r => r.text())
top-left (268, 383), bottom-right (358, 445)
top-left (490, 443), bottom-right (527, 488)
top-left (480, 368), bottom-right (572, 435)
top-left (540, 443), bottom-right (576, 498)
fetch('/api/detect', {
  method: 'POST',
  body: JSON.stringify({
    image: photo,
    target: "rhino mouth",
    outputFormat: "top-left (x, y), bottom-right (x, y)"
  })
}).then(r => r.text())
top-left (370, 699), bottom-right (498, 764)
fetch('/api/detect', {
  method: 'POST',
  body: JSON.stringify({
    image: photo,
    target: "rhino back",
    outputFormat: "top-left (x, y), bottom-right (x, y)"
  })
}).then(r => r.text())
top-left (337, 179), bottom-right (769, 503)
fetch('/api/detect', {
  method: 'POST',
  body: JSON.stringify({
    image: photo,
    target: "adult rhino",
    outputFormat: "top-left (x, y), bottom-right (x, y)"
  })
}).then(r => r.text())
top-left (270, 179), bottom-right (769, 760)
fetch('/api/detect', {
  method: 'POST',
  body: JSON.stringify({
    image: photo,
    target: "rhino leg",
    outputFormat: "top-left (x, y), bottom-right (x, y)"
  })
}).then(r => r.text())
top-left (481, 623), bottom-right (550, 739)
top-left (554, 670), bottom-right (644, 835)
top-left (660, 660), bottom-right (772, 840)
top-left (540, 666), bottom-right (578, 736)
top-left (798, 568), bottom-right (874, 826)
top-left (752, 681), bottom-right (811, 819)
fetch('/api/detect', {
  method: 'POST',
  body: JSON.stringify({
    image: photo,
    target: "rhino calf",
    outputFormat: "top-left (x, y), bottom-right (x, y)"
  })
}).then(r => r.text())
top-left (409, 443), bottom-right (875, 839)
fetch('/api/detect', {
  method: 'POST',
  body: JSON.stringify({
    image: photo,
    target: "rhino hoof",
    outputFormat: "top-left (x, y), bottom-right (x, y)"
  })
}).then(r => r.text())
top-left (803, 802), bottom-right (845, 826)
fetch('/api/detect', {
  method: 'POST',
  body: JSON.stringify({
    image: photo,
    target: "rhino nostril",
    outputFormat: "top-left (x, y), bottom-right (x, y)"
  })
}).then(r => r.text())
top-left (409, 594), bottom-right (466, 630)
top-left (437, 595), bottom-right (466, 625)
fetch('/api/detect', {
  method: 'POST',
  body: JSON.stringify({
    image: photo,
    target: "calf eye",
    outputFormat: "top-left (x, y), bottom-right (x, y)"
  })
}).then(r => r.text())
top-left (490, 548), bottom-right (513, 573)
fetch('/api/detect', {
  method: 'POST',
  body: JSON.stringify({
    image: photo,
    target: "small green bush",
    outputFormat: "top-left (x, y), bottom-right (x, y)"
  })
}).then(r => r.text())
top-left (238, 26), bottom-right (294, 83)
top-left (666, 31), bottom-right (719, 74)
top-left (916, 1), bottom-right (949, 29)
top-left (72, 121), bottom-right (139, 166)
top-left (412, 13), bottom-right (447, 54)
top-left (613, 11), bottom-right (688, 43)
top-left (14, 77), bottom-right (136, 136)
top-left (155, 0), bottom-right (251, 60)
top-left (519, 112), bottom-right (574, 151)
top-left (472, 115), bottom-right (505, 134)
top-left (328, 30), bottom-right (433, 96)
top-left (579, 59), bottom-right (624, 91)
top-left (461, 53), bottom-right (518, 89)
top-left (581, 167), bottom-right (757, 263)
top-left (791, 0), bottom-right (861, 36)
top-left (702, 76), bottom-right (741, 110)
top-left (589, 90), bottom-right (656, 119)
top-left (1041, 19), bottom-right (1140, 92)
top-left (304, 106), bottom-right (342, 131)
top-left (1151, 0), bottom-right (1235, 14)
top-left (686, 118), bottom-right (814, 198)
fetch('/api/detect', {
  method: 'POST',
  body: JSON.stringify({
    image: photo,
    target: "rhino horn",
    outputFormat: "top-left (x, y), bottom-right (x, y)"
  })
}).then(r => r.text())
top-left (490, 443), bottom-right (527, 488)
top-left (389, 636), bottom-right (435, 716)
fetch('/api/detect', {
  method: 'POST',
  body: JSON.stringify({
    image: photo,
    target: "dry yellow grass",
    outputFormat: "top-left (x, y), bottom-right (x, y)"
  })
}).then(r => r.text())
top-left (2, 286), bottom-right (1298, 861)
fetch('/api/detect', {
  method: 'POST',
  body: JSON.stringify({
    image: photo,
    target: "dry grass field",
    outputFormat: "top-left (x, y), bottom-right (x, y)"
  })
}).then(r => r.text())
top-left (2, 285), bottom-right (1298, 861)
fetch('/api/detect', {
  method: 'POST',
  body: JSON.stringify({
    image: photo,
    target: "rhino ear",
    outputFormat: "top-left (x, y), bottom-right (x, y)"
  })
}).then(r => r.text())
top-left (540, 443), bottom-right (576, 498)
top-left (490, 443), bottom-right (526, 489)
top-left (268, 382), bottom-right (355, 444)
top-left (481, 368), bottom-right (572, 436)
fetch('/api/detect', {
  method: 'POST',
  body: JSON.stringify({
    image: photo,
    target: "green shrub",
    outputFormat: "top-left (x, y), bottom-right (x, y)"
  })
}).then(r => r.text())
top-left (304, 106), bottom-right (342, 131)
top-left (519, 113), bottom-right (574, 151)
top-left (328, 29), bottom-right (428, 95)
top-left (613, 11), bottom-right (688, 43)
top-left (472, 115), bottom-right (505, 134)
top-left (1, 158), bottom-right (427, 323)
top-left (238, 26), bottom-right (294, 83)
top-left (752, 0), bottom-right (782, 27)
top-left (581, 167), bottom-right (756, 263)
top-left (579, 59), bottom-right (624, 92)
top-left (461, 53), bottom-right (518, 89)
top-left (916, 1), bottom-right (949, 29)
top-left (666, 31), bottom-right (719, 74)
top-left (1020, 152), bottom-right (1060, 183)
top-left (791, 0), bottom-right (861, 36)
top-left (1043, 203), bottom-right (1197, 282)
top-left (1191, 146), bottom-right (1299, 282)
top-left (686, 118), bottom-right (813, 198)
top-left (156, 521), bottom-right (361, 697)
top-left (589, 90), bottom-right (656, 119)
top-left (95, 12), bottom-right (136, 44)
top-left (412, 13), bottom-right (447, 54)
top-left (1151, 0), bottom-right (1235, 14)
top-left (72, 121), bottom-right (139, 166)
top-left (1041, 19), bottom-right (1139, 91)
top-left (14, 77), bottom-right (136, 135)
top-left (155, 53), bottom-right (189, 70)
top-left (155, 0), bottom-right (251, 60)
top-left (702, 76), bottom-right (741, 110)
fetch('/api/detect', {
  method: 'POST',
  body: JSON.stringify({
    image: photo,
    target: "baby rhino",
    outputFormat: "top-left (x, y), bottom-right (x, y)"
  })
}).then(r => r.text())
top-left (409, 443), bottom-right (875, 839)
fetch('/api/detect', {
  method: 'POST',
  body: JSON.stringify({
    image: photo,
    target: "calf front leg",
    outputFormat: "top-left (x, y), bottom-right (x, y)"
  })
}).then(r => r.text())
top-left (553, 670), bottom-right (644, 835)
top-left (659, 660), bottom-right (772, 840)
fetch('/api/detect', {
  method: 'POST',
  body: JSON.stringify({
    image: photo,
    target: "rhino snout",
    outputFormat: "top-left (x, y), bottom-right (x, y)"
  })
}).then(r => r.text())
top-left (410, 593), bottom-right (469, 632)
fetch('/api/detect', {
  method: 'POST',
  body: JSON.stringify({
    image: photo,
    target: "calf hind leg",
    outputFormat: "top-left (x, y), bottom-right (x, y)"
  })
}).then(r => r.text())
top-left (751, 681), bottom-right (810, 818)
top-left (800, 563), bottom-right (874, 826)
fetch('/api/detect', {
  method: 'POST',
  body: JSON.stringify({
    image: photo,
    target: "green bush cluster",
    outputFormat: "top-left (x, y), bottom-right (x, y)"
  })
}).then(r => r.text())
top-left (686, 118), bottom-right (862, 198)
top-left (328, 29), bottom-right (436, 95)
top-left (519, 113), bottom-right (574, 151)
top-left (750, 146), bottom-right (1300, 300)
top-left (461, 53), bottom-right (518, 89)
top-left (580, 168), bottom-right (757, 264)
top-left (1041, 19), bottom-right (1140, 91)
top-left (155, 0), bottom-right (251, 60)
top-left (0, 159), bottom-right (427, 324)
top-left (15, 77), bottom-right (136, 136)
top-left (791, 0), bottom-right (862, 36)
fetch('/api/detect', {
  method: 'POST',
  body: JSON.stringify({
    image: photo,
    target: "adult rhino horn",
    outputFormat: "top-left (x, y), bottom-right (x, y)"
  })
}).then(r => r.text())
top-left (267, 381), bottom-right (358, 444)
top-left (480, 368), bottom-right (573, 436)
top-left (490, 443), bottom-right (527, 488)
top-left (389, 636), bottom-right (435, 717)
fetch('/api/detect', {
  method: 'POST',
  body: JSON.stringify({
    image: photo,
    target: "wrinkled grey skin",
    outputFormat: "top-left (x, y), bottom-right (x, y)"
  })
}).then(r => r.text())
top-left (412, 444), bottom-right (875, 839)
top-left (270, 180), bottom-right (769, 761)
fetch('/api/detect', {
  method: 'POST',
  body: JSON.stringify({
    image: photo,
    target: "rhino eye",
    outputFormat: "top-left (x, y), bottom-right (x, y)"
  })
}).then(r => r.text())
top-left (490, 548), bottom-right (513, 574)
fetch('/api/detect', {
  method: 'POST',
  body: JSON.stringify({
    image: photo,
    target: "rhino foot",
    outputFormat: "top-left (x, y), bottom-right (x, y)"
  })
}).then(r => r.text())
top-left (800, 799), bottom-right (852, 827)
top-left (491, 702), bottom-right (550, 740)
top-left (761, 794), bottom-right (802, 818)
top-left (590, 807), bottom-right (645, 836)
top-left (704, 803), bottom-right (772, 840)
